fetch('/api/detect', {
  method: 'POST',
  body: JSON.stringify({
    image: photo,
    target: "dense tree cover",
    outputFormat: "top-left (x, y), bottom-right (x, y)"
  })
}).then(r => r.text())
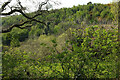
top-left (2, 2), bottom-right (114, 46)
top-left (2, 25), bottom-right (119, 79)
top-left (110, 2), bottom-right (118, 24)
top-left (2, 2), bottom-right (119, 79)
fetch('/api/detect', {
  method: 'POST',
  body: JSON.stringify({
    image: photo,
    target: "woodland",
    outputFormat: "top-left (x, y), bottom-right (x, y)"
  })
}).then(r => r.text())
top-left (0, 0), bottom-right (120, 79)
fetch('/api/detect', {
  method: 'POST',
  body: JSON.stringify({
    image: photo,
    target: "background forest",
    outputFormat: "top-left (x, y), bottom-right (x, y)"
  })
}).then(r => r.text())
top-left (1, 2), bottom-right (120, 79)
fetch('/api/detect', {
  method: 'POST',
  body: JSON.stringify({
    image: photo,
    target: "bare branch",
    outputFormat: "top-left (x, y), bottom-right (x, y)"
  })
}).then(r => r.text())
top-left (1, 0), bottom-right (60, 33)
top-left (1, 9), bottom-right (46, 23)
top-left (17, 0), bottom-right (26, 10)
top-left (0, 0), bottom-right (12, 12)
top-left (1, 19), bottom-right (46, 33)
top-left (1, 20), bottom-right (31, 33)
top-left (7, 5), bottom-right (12, 11)
top-left (38, 0), bottom-right (49, 11)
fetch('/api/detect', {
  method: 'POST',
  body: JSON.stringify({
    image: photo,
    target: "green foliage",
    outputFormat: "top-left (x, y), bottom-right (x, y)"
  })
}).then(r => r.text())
top-left (2, 33), bottom-right (12, 46)
top-left (53, 25), bottom-right (61, 34)
top-left (2, 28), bottom-right (29, 46)
top-left (29, 25), bottom-right (44, 38)
top-left (2, 3), bottom-right (114, 42)
top-left (2, 2), bottom-right (118, 79)
top-left (100, 10), bottom-right (109, 18)
top-left (10, 37), bottom-right (20, 47)
top-left (2, 25), bottom-right (119, 79)
top-left (111, 2), bottom-right (118, 23)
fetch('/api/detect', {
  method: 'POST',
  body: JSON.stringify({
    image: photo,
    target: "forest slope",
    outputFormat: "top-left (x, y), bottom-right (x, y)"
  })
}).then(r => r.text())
top-left (2, 2), bottom-right (119, 79)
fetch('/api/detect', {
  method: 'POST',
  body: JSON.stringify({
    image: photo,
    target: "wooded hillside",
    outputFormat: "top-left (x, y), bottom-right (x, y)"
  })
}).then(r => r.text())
top-left (1, 2), bottom-right (119, 79)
